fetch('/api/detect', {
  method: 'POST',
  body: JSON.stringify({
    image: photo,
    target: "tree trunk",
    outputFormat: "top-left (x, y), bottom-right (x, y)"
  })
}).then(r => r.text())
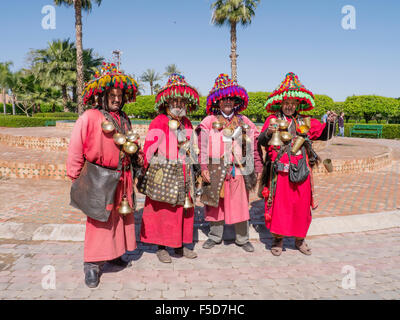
top-left (11, 93), bottom-right (15, 115)
top-left (62, 85), bottom-right (69, 112)
top-left (150, 81), bottom-right (153, 95)
top-left (2, 88), bottom-right (6, 115)
top-left (72, 86), bottom-right (77, 103)
top-left (230, 22), bottom-right (238, 82)
top-left (74, 0), bottom-right (84, 115)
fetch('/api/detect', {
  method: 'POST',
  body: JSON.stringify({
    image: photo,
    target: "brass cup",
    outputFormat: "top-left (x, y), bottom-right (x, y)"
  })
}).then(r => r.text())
top-left (299, 125), bottom-right (310, 134)
top-left (280, 131), bottom-right (292, 143)
top-left (183, 194), bottom-right (194, 209)
top-left (223, 128), bottom-right (234, 137)
top-left (123, 141), bottom-right (138, 154)
top-left (101, 120), bottom-right (115, 134)
top-left (278, 119), bottom-right (289, 131)
top-left (304, 117), bottom-right (311, 128)
top-left (291, 136), bottom-right (305, 154)
top-left (323, 159), bottom-right (333, 173)
top-left (212, 122), bottom-right (223, 130)
top-left (168, 120), bottom-right (179, 131)
top-left (118, 196), bottom-right (132, 215)
top-left (126, 130), bottom-right (140, 142)
top-left (113, 133), bottom-right (127, 145)
top-left (268, 131), bottom-right (284, 146)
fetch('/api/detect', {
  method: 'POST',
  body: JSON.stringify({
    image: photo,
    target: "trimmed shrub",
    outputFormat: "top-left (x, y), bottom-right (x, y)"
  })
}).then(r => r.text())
top-left (0, 116), bottom-right (75, 127)
top-left (123, 95), bottom-right (157, 119)
top-left (33, 112), bottom-right (78, 119)
top-left (343, 123), bottom-right (400, 139)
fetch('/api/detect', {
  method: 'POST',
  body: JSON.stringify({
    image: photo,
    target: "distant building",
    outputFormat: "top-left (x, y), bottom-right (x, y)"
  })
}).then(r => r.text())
top-left (0, 93), bottom-right (11, 104)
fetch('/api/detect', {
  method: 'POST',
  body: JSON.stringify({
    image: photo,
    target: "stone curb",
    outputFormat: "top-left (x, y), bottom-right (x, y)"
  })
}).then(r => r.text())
top-left (1, 210), bottom-right (400, 242)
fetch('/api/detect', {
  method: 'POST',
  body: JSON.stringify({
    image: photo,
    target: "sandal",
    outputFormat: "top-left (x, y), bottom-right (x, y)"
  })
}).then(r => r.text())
top-left (271, 237), bottom-right (283, 256)
top-left (295, 238), bottom-right (312, 255)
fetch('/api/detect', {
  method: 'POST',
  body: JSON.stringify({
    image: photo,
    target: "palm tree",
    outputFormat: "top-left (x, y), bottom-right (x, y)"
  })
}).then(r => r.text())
top-left (29, 39), bottom-right (103, 112)
top-left (211, 0), bottom-right (260, 82)
top-left (29, 39), bottom-right (76, 112)
top-left (54, 0), bottom-right (102, 115)
top-left (153, 83), bottom-right (162, 94)
top-left (164, 64), bottom-right (182, 78)
top-left (140, 69), bottom-right (162, 95)
top-left (0, 61), bottom-right (13, 114)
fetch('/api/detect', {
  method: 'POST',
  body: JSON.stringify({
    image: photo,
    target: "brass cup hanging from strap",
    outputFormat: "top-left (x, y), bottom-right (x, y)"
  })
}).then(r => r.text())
top-left (268, 118), bottom-right (283, 146)
top-left (291, 136), bottom-right (305, 154)
top-left (101, 120), bottom-right (115, 133)
top-left (183, 194), bottom-right (194, 209)
top-left (118, 195), bottom-right (132, 215)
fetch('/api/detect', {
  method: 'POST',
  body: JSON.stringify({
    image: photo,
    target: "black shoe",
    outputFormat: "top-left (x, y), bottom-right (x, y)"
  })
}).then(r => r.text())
top-left (202, 239), bottom-right (220, 249)
top-left (237, 241), bottom-right (254, 253)
top-left (84, 263), bottom-right (101, 288)
top-left (108, 257), bottom-right (132, 268)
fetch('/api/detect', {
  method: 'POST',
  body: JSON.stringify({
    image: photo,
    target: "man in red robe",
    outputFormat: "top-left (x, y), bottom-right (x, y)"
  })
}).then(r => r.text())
top-left (139, 74), bottom-right (200, 263)
top-left (258, 72), bottom-right (336, 256)
top-left (198, 74), bottom-right (263, 252)
top-left (67, 63), bottom-right (142, 287)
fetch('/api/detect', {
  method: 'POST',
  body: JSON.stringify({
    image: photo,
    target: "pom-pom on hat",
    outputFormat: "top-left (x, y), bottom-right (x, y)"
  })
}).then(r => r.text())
top-left (82, 62), bottom-right (138, 106)
top-left (264, 72), bottom-right (315, 112)
top-left (206, 74), bottom-right (249, 115)
top-left (155, 73), bottom-right (200, 112)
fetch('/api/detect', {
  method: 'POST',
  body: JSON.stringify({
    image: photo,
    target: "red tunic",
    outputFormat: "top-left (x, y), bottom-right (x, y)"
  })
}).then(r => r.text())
top-left (140, 114), bottom-right (194, 248)
top-left (261, 114), bottom-right (326, 238)
top-left (66, 109), bottom-right (136, 262)
top-left (198, 114), bottom-right (263, 224)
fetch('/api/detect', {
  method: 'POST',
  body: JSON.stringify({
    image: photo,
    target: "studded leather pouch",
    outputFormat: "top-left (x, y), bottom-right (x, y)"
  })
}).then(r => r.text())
top-left (200, 160), bottom-right (227, 208)
top-left (138, 156), bottom-right (185, 206)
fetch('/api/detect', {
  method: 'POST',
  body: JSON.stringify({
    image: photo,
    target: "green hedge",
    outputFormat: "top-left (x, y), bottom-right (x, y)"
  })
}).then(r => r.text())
top-left (0, 116), bottom-right (75, 127)
top-left (343, 123), bottom-right (400, 139)
top-left (33, 112), bottom-right (78, 119)
top-left (1, 103), bottom-right (65, 115)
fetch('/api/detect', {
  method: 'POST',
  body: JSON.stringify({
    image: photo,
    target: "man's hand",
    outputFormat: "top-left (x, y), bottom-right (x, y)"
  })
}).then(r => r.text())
top-left (267, 124), bottom-right (278, 136)
top-left (201, 170), bottom-right (210, 183)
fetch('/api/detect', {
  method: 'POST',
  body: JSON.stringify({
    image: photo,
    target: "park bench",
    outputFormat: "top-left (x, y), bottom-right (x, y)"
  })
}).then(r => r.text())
top-left (44, 120), bottom-right (56, 127)
top-left (349, 124), bottom-right (383, 138)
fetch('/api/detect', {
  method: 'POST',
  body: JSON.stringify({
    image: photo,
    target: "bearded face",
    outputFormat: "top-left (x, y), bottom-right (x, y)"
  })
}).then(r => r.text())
top-left (106, 88), bottom-right (124, 112)
top-left (166, 98), bottom-right (187, 119)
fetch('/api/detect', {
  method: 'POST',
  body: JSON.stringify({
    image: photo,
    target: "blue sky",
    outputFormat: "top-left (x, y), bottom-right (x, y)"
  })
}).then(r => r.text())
top-left (1, 0), bottom-right (399, 101)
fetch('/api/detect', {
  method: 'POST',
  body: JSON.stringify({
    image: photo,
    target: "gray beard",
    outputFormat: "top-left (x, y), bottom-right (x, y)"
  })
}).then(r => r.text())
top-left (169, 108), bottom-right (186, 118)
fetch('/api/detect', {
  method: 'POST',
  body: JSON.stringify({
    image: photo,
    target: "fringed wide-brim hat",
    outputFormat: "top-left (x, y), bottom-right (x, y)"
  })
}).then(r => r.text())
top-left (206, 74), bottom-right (248, 115)
top-left (264, 72), bottom-right (315, 112)
top-left (82, 62), bottom-right (138, 106)
top-left (155, 73), bottom-right (200, 112)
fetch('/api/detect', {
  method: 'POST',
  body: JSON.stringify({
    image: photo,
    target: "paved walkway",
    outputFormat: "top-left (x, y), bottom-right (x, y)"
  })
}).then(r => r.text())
top-left (1, 159), bottom-right (399, 225)
top-left (0, 227), bottom-right (399, 300)
top-left (1, 136), bottom-right (400, 300)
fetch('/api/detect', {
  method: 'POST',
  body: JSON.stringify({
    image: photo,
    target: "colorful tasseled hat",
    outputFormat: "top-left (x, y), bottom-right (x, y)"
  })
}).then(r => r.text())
top-left (82, 62), bottom-right (138, 106)
top-left (264, 72), bottom-right (315, 112)
top-left (206, 74), bottom-right (249, 115)
top-left (155, 73), bottom-right (200, 112)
